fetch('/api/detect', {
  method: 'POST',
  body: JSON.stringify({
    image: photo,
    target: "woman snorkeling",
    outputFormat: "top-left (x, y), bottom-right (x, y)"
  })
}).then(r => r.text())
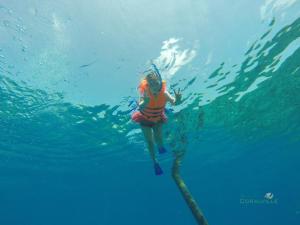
top-left (131, 65), bottom-right (182, 175)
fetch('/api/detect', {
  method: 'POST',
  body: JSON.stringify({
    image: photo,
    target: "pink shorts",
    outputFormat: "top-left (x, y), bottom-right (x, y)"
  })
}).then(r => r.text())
top-left (131, 111), bottom-right (167, 127)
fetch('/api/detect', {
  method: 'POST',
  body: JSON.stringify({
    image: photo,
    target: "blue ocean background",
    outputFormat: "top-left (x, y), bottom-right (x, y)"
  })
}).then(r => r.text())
top-left (1, 0), bottom-right (300, 225)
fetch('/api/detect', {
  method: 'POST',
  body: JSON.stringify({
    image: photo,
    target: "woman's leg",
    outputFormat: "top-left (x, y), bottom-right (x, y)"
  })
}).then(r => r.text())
top-left (141, 125), bottom-right (157, 163)
top-left (141, 124), bottom-right (164, 175)
top-left (153, 122), bottom-right (164, 148)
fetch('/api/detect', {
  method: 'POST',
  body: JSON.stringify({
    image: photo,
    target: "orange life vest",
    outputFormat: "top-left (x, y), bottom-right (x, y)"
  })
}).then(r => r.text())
top-left (139, 79), bottom-right (167, 122)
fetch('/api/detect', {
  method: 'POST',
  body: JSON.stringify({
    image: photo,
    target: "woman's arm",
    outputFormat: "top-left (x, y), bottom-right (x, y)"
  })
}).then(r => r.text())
top-left (165, 90), bottom-right (181, 105)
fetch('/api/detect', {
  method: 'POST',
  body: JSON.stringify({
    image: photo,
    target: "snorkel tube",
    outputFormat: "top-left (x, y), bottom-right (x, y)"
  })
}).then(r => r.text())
top-left (151, 63), bottom-right (162, 83)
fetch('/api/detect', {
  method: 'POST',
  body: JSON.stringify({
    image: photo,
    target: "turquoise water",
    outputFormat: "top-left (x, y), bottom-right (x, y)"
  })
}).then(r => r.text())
top-left (1, 1), bottom-right (300, 225)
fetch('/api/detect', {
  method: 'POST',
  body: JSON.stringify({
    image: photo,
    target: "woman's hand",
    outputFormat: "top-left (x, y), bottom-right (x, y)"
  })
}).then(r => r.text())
top-left (139, 91), bottom-right (150, 109)
top-left (174, 88), bottom-right (182, 105)
top-left (143, 91), bottom-right (151, 104)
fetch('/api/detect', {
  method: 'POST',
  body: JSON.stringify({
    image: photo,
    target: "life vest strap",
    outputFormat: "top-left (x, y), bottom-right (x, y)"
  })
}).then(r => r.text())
top-left (140, 110), bottom-right (162, 119)
top-left (143, 110), bottom-right (163, 115)
top-left (142, 107), bottom-right (164, 115)
top-left (144, 106), bottom-right (164, 110)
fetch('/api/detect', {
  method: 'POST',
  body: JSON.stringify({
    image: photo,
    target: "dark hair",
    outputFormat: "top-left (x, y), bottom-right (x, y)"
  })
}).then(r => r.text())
top-left (146, 72), bottom-right (161, 83)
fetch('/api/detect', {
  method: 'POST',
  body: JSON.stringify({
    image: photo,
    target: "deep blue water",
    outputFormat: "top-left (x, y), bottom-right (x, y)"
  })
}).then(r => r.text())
top-left (1, 1), bottom-right (300, 225)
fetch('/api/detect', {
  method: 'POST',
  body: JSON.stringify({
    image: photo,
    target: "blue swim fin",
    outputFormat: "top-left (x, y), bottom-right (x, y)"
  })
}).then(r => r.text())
top-left (158, 146), bottom-right (167, 154)
top-left (154, 162), bottom-right (163, 176)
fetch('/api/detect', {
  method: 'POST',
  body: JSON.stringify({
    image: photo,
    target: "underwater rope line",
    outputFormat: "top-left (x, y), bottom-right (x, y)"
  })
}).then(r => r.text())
top-left (172, 150), bottom-right (209, 225)
top-left (171, 110), bottom-right (209, 225)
